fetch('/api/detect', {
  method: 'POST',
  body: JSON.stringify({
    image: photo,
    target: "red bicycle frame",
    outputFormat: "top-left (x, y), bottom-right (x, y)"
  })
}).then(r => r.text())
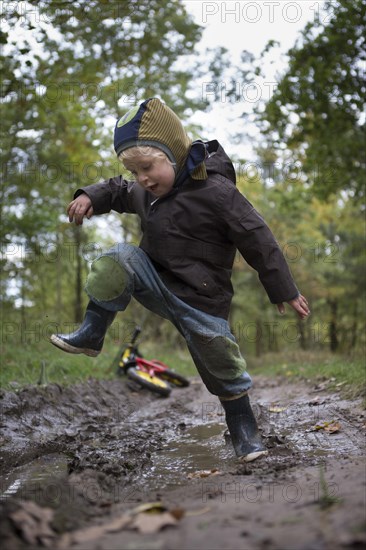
top-left (134, 357), bottom-right (171, 378)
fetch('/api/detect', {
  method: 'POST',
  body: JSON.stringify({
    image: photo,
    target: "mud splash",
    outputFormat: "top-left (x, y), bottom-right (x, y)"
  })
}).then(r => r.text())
top-left (142, 422), bottom-right (234, 490)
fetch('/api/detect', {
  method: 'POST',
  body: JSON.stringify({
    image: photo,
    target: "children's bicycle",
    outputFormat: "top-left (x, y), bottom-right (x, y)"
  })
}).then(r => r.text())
top-left (115, 326), bottom-right (190, 397)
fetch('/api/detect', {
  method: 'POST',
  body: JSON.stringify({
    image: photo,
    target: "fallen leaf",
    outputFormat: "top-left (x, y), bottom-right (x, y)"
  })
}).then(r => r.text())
top-left (269, 405), bottom-right (287, 413)
top-left (169, 508), bottom-right (185, 520)
top-left (129, 511), bottom-right (178, 534)
top-left (9, 501), bottom-right (55, 547)
top-left (103, 515), bottom-right (133, 533)
top-left (57, 514), bottom-right (133, 547)
top-left (130, 502), bottom-right (167, 515)
top-left (187, 468), bottom-right (222, 479)
top-left (57, 503), bottom-right (183, 546)
top-left (324, 421), bottom-right (341, 433)
top-left (61, 524), bottom-right (115, 546)
top-left (310, 420), bottom-right (341, 433)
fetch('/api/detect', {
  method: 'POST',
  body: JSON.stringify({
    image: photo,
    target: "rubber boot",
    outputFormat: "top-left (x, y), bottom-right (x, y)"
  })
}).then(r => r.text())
top-left (220, 393), bottom-right (268, 462)
top-left (49, 301), bottom-right (116, 357)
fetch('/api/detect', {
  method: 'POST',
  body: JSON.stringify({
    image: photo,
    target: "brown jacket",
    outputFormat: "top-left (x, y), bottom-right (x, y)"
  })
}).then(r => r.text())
top-left (76, 141), bottom-right (298, 319)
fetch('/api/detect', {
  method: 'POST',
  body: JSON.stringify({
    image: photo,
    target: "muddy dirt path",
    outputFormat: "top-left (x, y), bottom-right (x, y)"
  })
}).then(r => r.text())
top-left (0, 374), bottom-right (365, 549)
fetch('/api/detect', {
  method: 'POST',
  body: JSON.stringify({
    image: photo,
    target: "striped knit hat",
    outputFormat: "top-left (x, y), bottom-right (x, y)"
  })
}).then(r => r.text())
top-left (114, 98), bottom-right (207, 182)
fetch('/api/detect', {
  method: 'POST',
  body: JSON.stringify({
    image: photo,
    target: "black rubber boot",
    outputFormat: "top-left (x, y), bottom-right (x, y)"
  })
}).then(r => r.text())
top-left (49, 301), bottom-right (116, 357)
top-left (220, 393), bottom-right (268, 462)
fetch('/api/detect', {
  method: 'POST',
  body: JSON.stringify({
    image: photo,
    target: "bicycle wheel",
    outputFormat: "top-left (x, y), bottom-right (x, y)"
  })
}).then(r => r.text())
top-left (127, 367), bottom-right (171, 397)
top-left (156, 368), bottom-right (190, 388)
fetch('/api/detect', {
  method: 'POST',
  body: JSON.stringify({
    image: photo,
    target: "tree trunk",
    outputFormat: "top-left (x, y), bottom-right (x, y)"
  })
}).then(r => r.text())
top-left (297, 319), bottom-right (307, 350)
top-left (328, 299), bottom-right (338, 353)
top-left (349, 302), bottom-right (358, 352)
top-left (255, 318), bottom-right (262, 357)
top-left (56, 230), bottom-right (62, 315)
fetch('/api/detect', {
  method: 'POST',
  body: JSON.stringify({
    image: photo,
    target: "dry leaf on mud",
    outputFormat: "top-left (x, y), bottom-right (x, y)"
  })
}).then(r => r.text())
top-left (57, 502), bottom-right (183, 546)
top-left (310, 420), bottom-right (341, 433)
top-left (269, 405), bottom-right (287, 413)
top-left (130, 502), bottom-right (167, 515)
top-left (169, 508), bottom-right (186, 520)
top-left (324, 421), bottom-right (341, 433)
top-left (129, 511), bottom-right (178, 534)
top-left (57, 515), bottom-right (132, 548)
top-left (9, 500), bottom-right (55, 547)
top-left (187, 468), bottom-right (222, 479)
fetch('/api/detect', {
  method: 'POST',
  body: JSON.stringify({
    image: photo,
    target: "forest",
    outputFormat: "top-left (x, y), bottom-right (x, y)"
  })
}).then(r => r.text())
top-left (1, 0), bottom-right (365, 387)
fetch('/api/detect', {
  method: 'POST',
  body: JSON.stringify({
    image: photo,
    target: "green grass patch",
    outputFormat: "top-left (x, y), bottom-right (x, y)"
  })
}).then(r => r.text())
top-left (0, 333), bottom-right (196, 391)
top-left (1, 333), bottom-right (364, 400)
top-left (248, 350), bottom-right (366, 399)
top-left (1, 339), bottom-right (116, 390)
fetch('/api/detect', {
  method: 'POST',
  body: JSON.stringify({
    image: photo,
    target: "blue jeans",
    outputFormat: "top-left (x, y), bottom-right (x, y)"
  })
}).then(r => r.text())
top-left (84, 243), bottom-right (252, 398)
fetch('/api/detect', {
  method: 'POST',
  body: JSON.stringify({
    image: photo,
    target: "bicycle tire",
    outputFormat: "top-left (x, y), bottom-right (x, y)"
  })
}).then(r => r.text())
top-left (127, 367), bottom-right (171, 397)
top-left (116, 359), bottom-right (135, 377)
top-left (156, 368), bottom-right (190, 388)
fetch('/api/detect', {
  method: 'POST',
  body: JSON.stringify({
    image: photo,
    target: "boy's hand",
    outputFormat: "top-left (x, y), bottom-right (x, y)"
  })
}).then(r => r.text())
top-left (67, 194), bottom-right (94, 225)
top-left (277, 294), bottom-right (310, 320)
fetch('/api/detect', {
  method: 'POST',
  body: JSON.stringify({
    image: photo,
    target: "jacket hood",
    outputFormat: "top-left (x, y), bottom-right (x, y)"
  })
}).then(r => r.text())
top-left (114, 98), bottom-right (207, 182)
top-left (205, 140), bottom-right (236, 185)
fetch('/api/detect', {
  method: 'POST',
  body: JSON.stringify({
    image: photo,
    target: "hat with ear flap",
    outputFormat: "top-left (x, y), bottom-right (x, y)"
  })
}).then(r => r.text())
top-left (114, 97), bottom-right (207, 183)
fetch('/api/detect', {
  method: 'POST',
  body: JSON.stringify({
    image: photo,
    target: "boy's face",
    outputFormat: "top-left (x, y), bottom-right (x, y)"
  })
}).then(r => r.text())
top-left (123, 151), bottom-right (175, 197)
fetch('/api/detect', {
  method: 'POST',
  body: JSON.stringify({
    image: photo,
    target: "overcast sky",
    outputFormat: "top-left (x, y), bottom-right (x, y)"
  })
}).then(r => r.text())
top-left (182, 0), bottom-right (327, 159)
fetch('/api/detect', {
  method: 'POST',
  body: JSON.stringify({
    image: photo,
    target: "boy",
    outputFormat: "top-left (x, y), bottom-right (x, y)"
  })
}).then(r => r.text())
top-left (50, 98), bottom-right (310, 462)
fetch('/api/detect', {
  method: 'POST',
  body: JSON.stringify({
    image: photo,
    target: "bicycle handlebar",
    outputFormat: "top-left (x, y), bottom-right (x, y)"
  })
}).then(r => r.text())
top-left (130, 326), bottom-right (142, 344)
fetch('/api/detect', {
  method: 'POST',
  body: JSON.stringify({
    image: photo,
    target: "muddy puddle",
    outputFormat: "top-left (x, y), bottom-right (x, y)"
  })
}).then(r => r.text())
top-left (0, 423), bottom-right (232, 501)
top-left (0, 453), bottom-right (69, 502)
top-left (1, 389), bottom-right (360, 499)
top-left (0, 376), bottom-right (365, 549)
top-left (142, 421), bottom-right (234, 490)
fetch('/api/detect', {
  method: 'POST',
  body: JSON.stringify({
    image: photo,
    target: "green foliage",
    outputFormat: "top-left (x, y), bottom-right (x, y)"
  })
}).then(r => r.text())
top-left (259, 0), bottom-right (366, 200)
top-left (0, 0), bottom-right (218, 323)
top-left (232, 162), bottom-right (366, 356)
top-left (233, 0), bottom-right (366, 357)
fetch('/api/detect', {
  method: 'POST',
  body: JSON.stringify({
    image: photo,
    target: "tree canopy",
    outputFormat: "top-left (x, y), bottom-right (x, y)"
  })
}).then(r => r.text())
top-left (0, 0), bottom-right (212, 320)
top-left (259, 0), bottom-right (365, 200)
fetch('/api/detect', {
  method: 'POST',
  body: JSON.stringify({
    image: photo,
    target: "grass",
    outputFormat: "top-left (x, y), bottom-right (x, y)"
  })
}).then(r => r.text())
top-left (249, 349), bottom-right (366, 399)
top-left (0, 333), bottom-right (197, 391)
top-left (1, 333), bottom-right (365, 400)
top-left (318, 464), bottom-right (341, 509)
top-left (1, 339), bottom-right (115, 390)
